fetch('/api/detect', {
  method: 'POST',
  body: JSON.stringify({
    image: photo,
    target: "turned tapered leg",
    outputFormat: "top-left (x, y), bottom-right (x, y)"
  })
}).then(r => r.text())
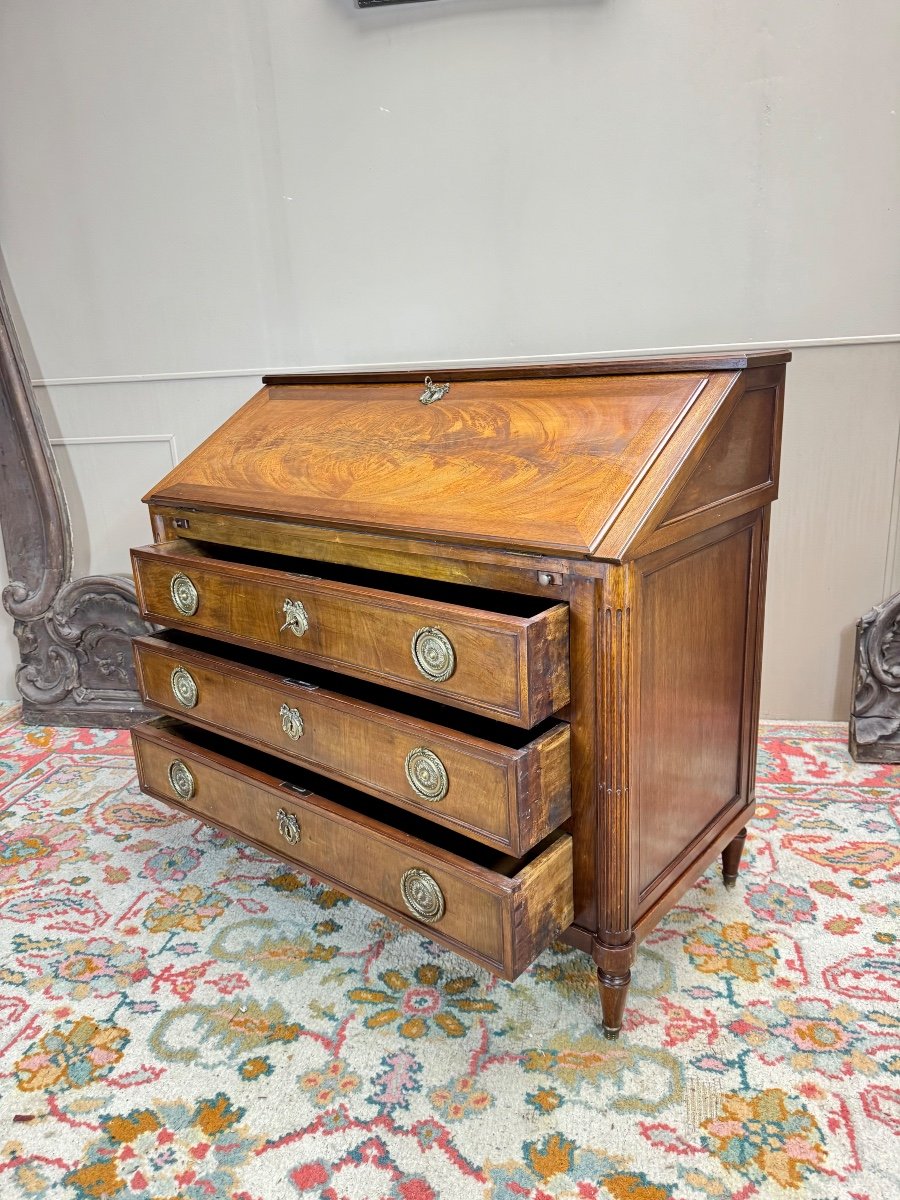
top-left (722, 827), bottom-right (748, 889)
top-left (597, 968), bottom-right (631, 1040)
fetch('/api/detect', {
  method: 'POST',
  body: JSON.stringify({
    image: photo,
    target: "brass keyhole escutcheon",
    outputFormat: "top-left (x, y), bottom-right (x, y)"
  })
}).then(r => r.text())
top-left (170, 667), bottom-right (198, 709)
top-left (404, 747), bottom-right (449, 802)
top-left (279, 704), bottom-right (304, 741)
top-left (400, 868), bottom-right (445, 924)
top-left (168, 759), bottom-right (195, 801)
top-left (419, 376), bottom-right (451, 405)
top-left (280, 598), bottom-right (309, 638)
top-left (276, 808), bottom-right (301, 845)
top-left (170, 572), bottom-right (199, 616)
top-left (411, 626), bottom-right (456, 683)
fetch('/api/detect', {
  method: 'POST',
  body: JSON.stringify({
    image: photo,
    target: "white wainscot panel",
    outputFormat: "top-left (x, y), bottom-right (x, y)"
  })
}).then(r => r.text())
top-left (49, 435), bottom-right (176, 579)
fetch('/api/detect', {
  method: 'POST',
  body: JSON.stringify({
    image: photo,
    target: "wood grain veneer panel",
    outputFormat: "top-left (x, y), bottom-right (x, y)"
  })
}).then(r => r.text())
top-left (145, 374), bottom-right (708, 554)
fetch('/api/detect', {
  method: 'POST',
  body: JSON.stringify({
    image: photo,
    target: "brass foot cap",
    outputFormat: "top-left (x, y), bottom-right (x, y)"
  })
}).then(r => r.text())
top-left (602, 1026), bottom-right (620, 1041)
top-left (723, 878), bottom-right (737, 890)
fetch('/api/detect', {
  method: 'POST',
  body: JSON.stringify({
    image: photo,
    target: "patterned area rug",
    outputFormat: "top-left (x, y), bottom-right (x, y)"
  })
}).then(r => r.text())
top-left (0, 702), bottom-right (897, 1199)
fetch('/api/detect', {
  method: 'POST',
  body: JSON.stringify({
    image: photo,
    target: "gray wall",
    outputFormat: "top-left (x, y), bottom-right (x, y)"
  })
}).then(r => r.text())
top-left (1, 0), bottom-right (898, 718)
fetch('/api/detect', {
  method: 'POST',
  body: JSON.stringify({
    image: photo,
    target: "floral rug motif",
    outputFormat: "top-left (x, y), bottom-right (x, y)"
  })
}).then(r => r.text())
top-left (0, 701), bottom-right (898, 1198)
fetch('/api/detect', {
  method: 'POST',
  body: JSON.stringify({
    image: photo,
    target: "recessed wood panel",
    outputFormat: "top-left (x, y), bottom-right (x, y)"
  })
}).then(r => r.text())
top-left (662, 388), bottom-right (777, 524)
top-left (637, 527), bottom-right (753, 896)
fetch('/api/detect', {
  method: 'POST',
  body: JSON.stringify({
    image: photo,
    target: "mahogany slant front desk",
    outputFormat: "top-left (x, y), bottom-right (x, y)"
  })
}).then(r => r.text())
top-left (129, 352), bottom-right (788, 1037)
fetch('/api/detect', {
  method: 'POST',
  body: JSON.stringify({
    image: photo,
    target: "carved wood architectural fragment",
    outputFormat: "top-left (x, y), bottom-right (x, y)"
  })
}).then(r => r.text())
top-left (850, 591), bottom-right (900, 763)
top-left (0, 275), bottom-right (154, 726)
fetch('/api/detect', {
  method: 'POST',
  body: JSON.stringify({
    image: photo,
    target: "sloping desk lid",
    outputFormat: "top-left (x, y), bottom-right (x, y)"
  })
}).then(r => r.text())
top-left (146, 357), bottom-right (781, 557)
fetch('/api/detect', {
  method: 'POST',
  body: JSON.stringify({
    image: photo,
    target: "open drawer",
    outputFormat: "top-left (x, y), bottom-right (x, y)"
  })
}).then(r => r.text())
top-left (133, 632), bottom-right (571, 856)
top-left (131, 540), bottom-right (569, 728)
top-left (131, 717), bottom-right (574, 981)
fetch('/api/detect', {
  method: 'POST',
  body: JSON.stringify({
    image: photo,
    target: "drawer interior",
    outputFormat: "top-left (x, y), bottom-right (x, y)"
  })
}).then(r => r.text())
top-left (148, 716), bottom-right (551, 877)
top-left (154, 537), bottom-right (559, 619)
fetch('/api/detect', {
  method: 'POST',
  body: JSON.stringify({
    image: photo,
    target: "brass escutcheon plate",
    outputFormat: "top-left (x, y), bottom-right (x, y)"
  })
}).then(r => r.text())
top-left (276, 808), bottom-right (301, 845)
top-left (419, 376), bottom-right (450, 405)
top-left (279, 703), bottom-right (304, 741)
top-left (280, 598), bottom-right (309, 638)
top-left (400, 868), bottom-right (445, 924)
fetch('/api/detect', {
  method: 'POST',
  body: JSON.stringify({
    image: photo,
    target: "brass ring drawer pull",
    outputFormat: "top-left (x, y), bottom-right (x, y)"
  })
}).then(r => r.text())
top-left (276, 808), bottom-right (301, 845)
top-left (170, 572), bottom-right (199, 616)
top-left (279, 703), bottom-right (304, 741)
top-left (168, 759), bottom-right (195, 801)
top-left (281, 598), bottom-right (309, 638)
top-left (411, 626), bottom-right (456, 683)
top-left (400, 868), bottom-right (445, 924)
top-left (170, 666), bottom-right (198, 709)
top-left (404, 747), bottom-right (448, 802)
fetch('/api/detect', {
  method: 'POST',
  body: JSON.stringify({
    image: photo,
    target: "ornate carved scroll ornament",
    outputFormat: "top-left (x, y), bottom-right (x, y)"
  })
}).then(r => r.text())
top-left (849, 591), bottom-right (900, 763)
top-left (0, 273), bottom-right (154, 726)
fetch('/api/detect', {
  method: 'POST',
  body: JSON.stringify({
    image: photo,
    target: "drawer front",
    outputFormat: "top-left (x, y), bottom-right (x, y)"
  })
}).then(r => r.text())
top-left (131, 719), bottom-right (574, 980)
top-left (133, 636), bottom-right (571, 856)
top-left (131, 542), bottom-right (569, 727)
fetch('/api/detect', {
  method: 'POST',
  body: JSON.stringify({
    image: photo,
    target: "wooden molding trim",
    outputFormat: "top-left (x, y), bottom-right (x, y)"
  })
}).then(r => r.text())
top-left (26, 333), bottom-right (898, 389)
top-left (49, 434), bottom-right (179, 466)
